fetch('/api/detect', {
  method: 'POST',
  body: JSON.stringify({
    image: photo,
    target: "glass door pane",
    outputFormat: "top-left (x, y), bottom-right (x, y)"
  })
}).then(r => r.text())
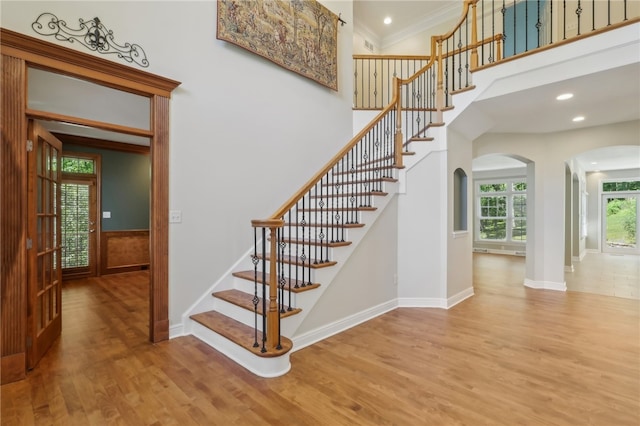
top-left (603, 195), bottom-right (638, 254)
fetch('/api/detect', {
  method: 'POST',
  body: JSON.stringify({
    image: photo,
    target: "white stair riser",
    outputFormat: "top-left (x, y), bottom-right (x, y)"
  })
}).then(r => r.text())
top-left (191, 322), bottom-right (291, 378)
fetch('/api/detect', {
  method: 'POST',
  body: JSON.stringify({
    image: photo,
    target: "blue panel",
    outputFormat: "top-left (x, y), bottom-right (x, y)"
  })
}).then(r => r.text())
top-left (504, 0), bottom-right (546, 57)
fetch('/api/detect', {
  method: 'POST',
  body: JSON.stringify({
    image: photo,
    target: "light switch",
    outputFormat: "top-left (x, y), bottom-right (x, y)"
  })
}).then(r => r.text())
top-left (169, 210), bottom-right (182, 223)
top-left (103, 211), bottom-right (111, 219)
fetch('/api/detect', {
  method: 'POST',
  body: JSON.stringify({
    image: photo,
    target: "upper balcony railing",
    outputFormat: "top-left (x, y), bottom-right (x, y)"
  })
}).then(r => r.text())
top-left (355, 0), bottom-right (640, 110)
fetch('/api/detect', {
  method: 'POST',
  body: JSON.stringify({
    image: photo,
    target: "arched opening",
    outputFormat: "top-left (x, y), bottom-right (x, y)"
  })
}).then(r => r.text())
top-left (453, 168), bottom-right (468, 232)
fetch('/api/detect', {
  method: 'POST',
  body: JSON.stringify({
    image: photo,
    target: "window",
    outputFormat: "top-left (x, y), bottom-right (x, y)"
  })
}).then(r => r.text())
top-left (476, 179), bottom-right (527, 242)
top-left (61, 153), bottom-right (98, 271)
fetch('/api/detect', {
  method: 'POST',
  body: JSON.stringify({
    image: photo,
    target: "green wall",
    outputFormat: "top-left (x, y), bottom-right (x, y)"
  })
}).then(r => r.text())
top-left (64, 144), bottom-right (150, 231)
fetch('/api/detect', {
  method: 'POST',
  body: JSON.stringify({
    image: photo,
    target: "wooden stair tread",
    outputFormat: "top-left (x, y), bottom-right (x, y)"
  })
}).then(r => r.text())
top-left (333, 165), bottom-right (396, 175)
top-left (213, 289), bottom-right (301, 318)
top-left (274, 238), bottom-right (352, 248)
top-left (260, 253), bottom-right (338, 269)
top-left (309, 191), bottom-right (388, 198)
top-left (190, 311), bottom-right (292, 357)
top-left (283, 222), bottom-right (365, 229)
top-left (233, 270), bottom-right (321, 292)
top-left (297, 206), bottom-right (377, 212)
top-left (409, 137), bottom-right (435, 142)
top-left (321, 177), bottom-right (397, 186)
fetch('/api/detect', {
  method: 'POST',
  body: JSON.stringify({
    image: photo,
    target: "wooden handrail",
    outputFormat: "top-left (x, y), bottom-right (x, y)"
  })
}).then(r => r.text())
top-left (435, 0), bottom-right (478, 43)
top-left (353, 54), bottom-right (431, 60)
top-left (263, 97), bottom-right (399, 222)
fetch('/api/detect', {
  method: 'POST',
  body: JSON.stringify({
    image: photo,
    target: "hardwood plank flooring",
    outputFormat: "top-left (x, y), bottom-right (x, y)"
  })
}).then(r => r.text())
top-left (1, 256), bottom-right (638, 425)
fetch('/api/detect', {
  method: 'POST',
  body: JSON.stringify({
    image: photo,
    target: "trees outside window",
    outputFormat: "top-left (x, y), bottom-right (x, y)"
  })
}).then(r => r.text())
top-left (476, 179), bottom-right (527, 242)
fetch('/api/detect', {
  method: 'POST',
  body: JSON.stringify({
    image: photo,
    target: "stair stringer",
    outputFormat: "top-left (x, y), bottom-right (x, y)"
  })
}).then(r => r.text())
top-left (180, 141), bottom-right (451, 377)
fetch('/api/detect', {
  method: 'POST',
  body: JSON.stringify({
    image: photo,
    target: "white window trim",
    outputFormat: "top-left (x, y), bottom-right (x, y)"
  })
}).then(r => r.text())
top-left (475, 178), bottom-right (527, 244)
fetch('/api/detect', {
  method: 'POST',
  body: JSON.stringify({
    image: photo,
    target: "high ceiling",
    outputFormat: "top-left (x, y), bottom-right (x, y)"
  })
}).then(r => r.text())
top-left (29, 1), bottom-right (639, 173)
top-left (353, 0), bottom-right (459, 49)
top-left (353, 1), bottom-right (640, 172)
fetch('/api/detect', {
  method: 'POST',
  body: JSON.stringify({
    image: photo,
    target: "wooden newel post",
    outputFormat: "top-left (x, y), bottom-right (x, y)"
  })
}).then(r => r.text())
top-left (470, 0), bottom-right (479, 70)
top-left (436, 38), bottom-right (444, 122)
top-left (266, 225), bottom-right (279, 349)
top-left (251, 218), bottom-right (284, 350)
top-left (393, 76), bottom-right (403, 168)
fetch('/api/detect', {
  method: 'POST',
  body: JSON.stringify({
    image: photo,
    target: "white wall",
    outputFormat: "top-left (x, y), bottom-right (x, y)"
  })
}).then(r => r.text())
top-left (446, 128), bottom-right (473, 299)
top-left (397, 150), bottom-right (447, 302)
top-left (474, 120), bottom-right (640, 288)
top-left (1, 0), bottom-right (355, 327)
top-left (295, 196), bottom-right (399, 335)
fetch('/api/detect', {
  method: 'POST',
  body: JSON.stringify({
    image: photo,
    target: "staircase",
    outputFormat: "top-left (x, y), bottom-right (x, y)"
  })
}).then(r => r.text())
top-left (185, 142), bottom-right (407, 376)
top-left (181, 0), bottom-right (639, 378)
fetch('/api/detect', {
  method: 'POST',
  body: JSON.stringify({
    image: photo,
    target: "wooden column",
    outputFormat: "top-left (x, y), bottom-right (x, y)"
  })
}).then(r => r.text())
top-left (436, 38), bottom-right (445, 123)
top-left (1, 54), bottom-right (28, 384)
top-left (470, 0), bottom-right (479, 70)
top-left (393, 77), bottom-right (404, 168)
top-left (150, 95), bottom-right (170, 343)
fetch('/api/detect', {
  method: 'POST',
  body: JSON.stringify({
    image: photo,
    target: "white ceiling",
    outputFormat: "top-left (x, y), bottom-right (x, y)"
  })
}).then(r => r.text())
top-left (29, 1), bottom-right (639, 173)
top-left (353, 0), bottom-right (459, 49)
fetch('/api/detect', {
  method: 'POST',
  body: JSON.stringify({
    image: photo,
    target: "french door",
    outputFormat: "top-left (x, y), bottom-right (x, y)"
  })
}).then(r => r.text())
top-left (602, 194), bottom-right (639, 254)
top-left (27, 120), bottom-right (63, 369)
top-left (61, 177), bottom-right (98, 277)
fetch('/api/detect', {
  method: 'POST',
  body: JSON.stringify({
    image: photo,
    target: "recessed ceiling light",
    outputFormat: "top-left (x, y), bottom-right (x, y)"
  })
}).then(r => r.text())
top-left (384, 17), bottom-right (392, 25)
top-left (573, 116), bottom-right (585, 122)
top-left (591, 161), bottom-right (598, 165)
top-left (556, 93), bottom-right (573, 101)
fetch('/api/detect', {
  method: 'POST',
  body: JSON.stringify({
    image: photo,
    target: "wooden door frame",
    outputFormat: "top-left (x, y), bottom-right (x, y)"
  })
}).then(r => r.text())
top-left (1, 28), bottom-right (181, 384)
top-left (60, 153), bottom-right (101, 280)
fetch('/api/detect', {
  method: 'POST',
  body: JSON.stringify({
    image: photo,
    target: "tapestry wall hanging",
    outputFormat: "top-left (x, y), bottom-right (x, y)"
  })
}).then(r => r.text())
top-left (217, 0), bottom-right (339, 91)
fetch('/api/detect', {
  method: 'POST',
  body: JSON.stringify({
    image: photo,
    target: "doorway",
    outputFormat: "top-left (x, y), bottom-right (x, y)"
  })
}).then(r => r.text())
top-left (1, 28), bottom-right (180, 384)
top-left (602, 193), bottom-right (639, 254)
top-left (61, 152), bottom-right (100, 279)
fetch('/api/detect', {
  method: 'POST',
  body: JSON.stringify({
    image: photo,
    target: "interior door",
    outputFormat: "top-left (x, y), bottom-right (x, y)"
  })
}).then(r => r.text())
top-left (602, 194), bottom-right (639, 254)
top-left (27, 120), bottom-right (63, 369)
top-left (61, 177), bottom-right (98, 278)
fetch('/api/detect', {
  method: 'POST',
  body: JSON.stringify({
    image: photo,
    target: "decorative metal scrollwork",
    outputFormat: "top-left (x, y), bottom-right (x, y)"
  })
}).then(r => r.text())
top-left (32, 13), bottom-right (149, 68)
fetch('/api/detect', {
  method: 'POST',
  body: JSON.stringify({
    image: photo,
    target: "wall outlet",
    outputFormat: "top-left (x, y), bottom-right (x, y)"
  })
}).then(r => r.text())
top-left (169, 210), bottom-right (182, 223)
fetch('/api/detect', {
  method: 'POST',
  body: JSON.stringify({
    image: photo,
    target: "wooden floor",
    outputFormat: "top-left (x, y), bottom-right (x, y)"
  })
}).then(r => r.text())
top-left (2, 254), bottom-right (639, 425)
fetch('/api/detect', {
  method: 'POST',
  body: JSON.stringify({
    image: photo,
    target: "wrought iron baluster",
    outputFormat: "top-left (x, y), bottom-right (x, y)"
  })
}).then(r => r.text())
top-left (482, 0), bottom-right (486, 65)
top-left (576, 0), bottom-right (583, 35)
top-left (287, 212), bottom-right (292, 296)
top-left (261, 227), bottom-right (267, 353)
top-left (353, 58), bottom-right (358, 108)
top-left (276, 229), bottom-right (284, 350)
top-left (464, 18), bottom-right (469, 87)
top-left (513, 0), bottom-right (517, 56)
top-left (548, 0), bottom-right (553, 44)
top-left (300, 195), bottom-right (307, 287)
top-left (563, 0), bottom-right (567, 40)
top-left (592, 0), bottom-right (595, 31)
top-left (536, 0), bottom-right (541, 48)
top-left (373, 59), bottom-right (378, 108)
top-left (294, 203), bottom-right (300, 289)
top-left (313, 182), bottom-right (319, 265)
top-left (339, 156), bottom-right (345, 242)
top-left (525, 0), bottom-right (529, 52)
top-left (501, 0), bottom-right (507, 57)
top-left (624, 0), bottom-right (627, 21)
top-left (252, 228), bottom-right (260, 348)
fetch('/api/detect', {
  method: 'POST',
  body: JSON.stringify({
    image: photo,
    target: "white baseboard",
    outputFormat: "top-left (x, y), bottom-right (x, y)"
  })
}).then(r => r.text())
top-left (524, 279), bottom-right (567, 292)
top-left (397, 297), bottom-right (446, 308)
top-left (447, 287), bottom-right (474, 308)
top-left (473, 248), bottom-right (526, 256)
top-left (291, 300), bottom-right (398, 352)
top-left (169, 324), bottom-right (185, 339)
top-left (564, 264), bottom-right (575, 273)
